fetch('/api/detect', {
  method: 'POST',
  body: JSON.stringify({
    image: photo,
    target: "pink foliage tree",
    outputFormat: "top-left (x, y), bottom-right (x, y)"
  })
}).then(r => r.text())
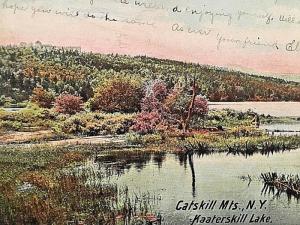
top-left (54, 94), bottom-right (84, 115)
top-left (131, 111), bottom-right (161, 134)
top-left (133, 80), bottom-right (167, 134)
top-left (141, 80), bottom-right (168, 113)
top-left (133, 78), bottom-right (209, 134)
top-left (193, 95), bottom-right (209, 116)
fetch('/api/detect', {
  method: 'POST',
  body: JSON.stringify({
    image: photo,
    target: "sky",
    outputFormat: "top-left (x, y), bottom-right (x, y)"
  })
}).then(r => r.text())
top-left (1, 0), bottom-right (300, 80)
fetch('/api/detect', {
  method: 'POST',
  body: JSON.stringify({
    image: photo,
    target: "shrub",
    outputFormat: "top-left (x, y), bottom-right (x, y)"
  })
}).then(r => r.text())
top-left (0, 120), bottom-right (22, 131)
top-left (54, 94), bottom-right (83, 115)
top-left (16, 101), bottom-right (28, 108)
top-left (227, 126), bottom-right (263, 138)
top-left (142, 133), bottom-right (163, 144)
top-left (31, 87), bottom-right (55, 108)
top-left (134, 79), bottom-right (209, 134)
top-left (61, 116), bottom-right (87, 135)
top-left (164, 86), bottom-right (208, 131)
top-left (61, 113), bottom-right (135, 135)
top-left (125, 132), bottom-right (163, 145)
top-left (0, 95), bottom-right (15, 107)
top-left (193, 95), bottom-right (209, 116)
top-left (206, 109), bottom-right (253, 127)
top-left (165, 89), bottom-right (208, 119)
top-left (0, 95), bottom-right (5, 106)
top-left (0, 105), bottom-right (42, 123)
top-left (131, 111), bottom-right (161, 135)
top-left (125, 132), bottom-right (143, 145)
top-left (0, 106), bottom-right (58, 131)
top-left (91, 77), bottom-right (143, 113)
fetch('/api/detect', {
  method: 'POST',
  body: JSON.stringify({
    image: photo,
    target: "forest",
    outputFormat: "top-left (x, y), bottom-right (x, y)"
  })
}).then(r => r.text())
top-left (1, 42), bottom-right (300, 105)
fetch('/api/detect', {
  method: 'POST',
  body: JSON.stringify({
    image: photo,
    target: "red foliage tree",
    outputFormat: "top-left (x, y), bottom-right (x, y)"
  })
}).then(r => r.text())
top-left (54, 94), bottom-right (84, 115)
top-left (92, 77), bottom-right (143, 113)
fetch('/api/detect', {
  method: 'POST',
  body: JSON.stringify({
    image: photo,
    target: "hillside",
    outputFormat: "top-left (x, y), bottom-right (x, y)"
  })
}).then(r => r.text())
top-left (0, 43), bottom-right (300, 103)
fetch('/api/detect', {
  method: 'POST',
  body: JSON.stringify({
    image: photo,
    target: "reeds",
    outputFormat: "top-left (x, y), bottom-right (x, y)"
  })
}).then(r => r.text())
top-left (180, 134), bottom-right (300, 157)
top-left (261, 172), bottom-right (300, 199)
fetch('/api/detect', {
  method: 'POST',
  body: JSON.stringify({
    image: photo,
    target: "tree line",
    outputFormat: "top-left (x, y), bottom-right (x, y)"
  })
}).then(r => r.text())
top-left (0, 42), bottom-right (300, 105)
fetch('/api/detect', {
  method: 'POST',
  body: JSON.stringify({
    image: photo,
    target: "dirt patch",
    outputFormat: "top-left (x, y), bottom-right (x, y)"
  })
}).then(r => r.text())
top-left (0, 130), bottom-right (55, 144)
top-left (48, 135), bottom-right (126, 146)
top-left (0, 130), bottom-right (126, 146)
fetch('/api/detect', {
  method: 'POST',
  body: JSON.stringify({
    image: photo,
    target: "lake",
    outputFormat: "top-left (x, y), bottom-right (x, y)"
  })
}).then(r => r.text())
top-left (89, 150), bottom-right (300, 225)
top-left (209, 102), bottom-right (300, 117)
top-left (1, 107), bottom-right (23, 112)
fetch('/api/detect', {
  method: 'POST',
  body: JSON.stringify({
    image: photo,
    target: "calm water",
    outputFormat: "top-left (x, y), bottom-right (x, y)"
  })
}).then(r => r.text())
top-left (1, 107), bottom-right (23, 112)
top-left (261, 123), bottom-right (300, 136)
top-left (209, 102), bottom-right (300, 117)
top-left (92, 150), bottom-right (300, 225)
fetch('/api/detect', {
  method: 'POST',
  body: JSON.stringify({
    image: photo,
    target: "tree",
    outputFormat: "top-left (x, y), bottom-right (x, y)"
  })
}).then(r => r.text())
top-left (141, 79), bottom-right (168, 113)
top-left (164, 78), bottom-right (208, 133)
top-left (133, 78), bottom-right (208, 134)
top-left (54, 94), bottom-right (83, 115)
top-left (131, 80), bottom-right (168, 134)
top-left (30, 87), bottom-right (55, 108)
top-left (91, 77), bottom-right (143, 113)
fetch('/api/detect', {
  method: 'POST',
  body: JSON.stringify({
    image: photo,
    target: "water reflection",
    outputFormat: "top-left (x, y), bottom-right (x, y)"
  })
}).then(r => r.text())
top-left (95, 151), bottom-right (153, 176)
top-left (152, 152), bottom-right (166, 169)
top-left (90, 149), bottom-right (300, 225)
top-left (94, 149), bottom-right (299, 200)
top-left (261, 183), bottom-right (300, 203)
top-left (187, 152), bottom-right (196, 197)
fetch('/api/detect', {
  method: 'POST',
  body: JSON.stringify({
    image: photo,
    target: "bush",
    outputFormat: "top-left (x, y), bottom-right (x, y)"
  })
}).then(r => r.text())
top-left (0, 105), bottom-right (59, 131)
top-left (31, 87), bottom-right (55, 108)
top-left (228, 126), bottom-right (263, 138)
top-left (0, 95), bottom-right (15, 107)
top-left (16, 101), bottom-right (28, 108)
top-left (164, 89), bottom-right (208, 120)
top-left (125, 132), bottom-right (163, 145)
top-left (0, 105), bottom-right (42, 123)
top-left (125, 132), bottom-right (143, 145)
top-left (0, 120), bottom-right (22, 131)
top-left (142, 133), bottom-right (163, 144)
top-left (206, 109), bottom-right (253, 127)
top-left (54, 94), bottom-right (84, 115)
top-left (131, 111), bottom-right (161, 135)
top-left (91, 77), bottom-right (143, 113)
top-left (61, 113), bottom-right (135, 135)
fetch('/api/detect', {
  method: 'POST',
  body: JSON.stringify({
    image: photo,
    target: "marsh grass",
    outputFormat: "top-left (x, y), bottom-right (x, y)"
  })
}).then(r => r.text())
top-left (180, 130), bottom-right (300, 156)
top-left (0, 145), bottom-right (161, 225)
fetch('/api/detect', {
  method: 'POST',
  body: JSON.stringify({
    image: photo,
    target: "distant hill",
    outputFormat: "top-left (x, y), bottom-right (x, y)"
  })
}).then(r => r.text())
top-left (0, 43), bottom-right (300, 103)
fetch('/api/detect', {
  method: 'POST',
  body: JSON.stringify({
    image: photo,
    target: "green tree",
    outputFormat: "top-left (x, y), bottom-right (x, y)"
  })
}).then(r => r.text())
top-left (31, 87), bottom-right (55, 108)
